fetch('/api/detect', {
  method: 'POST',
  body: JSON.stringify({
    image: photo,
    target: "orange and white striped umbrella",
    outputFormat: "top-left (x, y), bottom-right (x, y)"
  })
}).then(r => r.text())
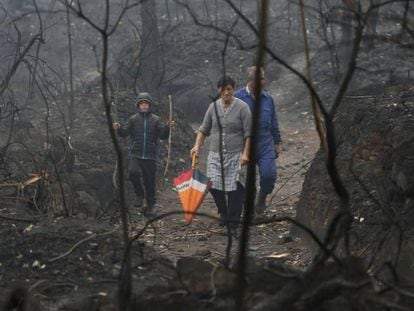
top-left (173, 157), bottom-right (212, 222)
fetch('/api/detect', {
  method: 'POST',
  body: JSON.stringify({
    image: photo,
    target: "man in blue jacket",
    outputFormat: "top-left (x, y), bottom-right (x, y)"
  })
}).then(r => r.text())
top-left (235, 66), bottom-right (282, 214)
top-left (112, 92), bottom-right (173, 217)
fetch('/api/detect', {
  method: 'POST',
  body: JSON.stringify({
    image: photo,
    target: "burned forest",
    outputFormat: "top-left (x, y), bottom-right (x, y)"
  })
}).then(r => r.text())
top-left (1, 0), bottom-right (414, 310)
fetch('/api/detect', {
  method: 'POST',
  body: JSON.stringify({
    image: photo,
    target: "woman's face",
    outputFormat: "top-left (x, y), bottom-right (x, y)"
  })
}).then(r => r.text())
top-left (219, 84), bottom-right (234, 103)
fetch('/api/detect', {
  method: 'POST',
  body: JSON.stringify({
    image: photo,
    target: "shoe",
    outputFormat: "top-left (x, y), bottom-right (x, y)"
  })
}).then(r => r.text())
top-left (218, 213), bottom-right (226, 227)
top-left (256, 193), bottom-right (267, 214)
top-left (256, 202), bottom-right (266, 214)
top-left (135, 197), bottom-right (143, 208)
top-left (144, 204), bottom-right (155, 218)
top-left (229, 223), bottom-right (239, 239)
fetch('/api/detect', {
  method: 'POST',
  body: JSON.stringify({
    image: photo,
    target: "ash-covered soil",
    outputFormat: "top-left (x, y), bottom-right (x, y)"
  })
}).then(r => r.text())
top-left (0, 125), bottom-right (319, 309)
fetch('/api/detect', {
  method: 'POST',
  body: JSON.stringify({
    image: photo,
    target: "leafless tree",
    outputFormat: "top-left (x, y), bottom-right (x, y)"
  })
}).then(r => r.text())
top-left (0, 0), bottom-right (413, 309)
top-left (137, 0), bottom-right (164, 98)
top-left (58, 1), bottom-right (147, 309)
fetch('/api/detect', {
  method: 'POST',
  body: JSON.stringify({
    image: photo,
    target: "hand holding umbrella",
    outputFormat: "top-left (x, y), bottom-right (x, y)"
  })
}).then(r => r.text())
top-left (173, 154), bottom-right (211, 223)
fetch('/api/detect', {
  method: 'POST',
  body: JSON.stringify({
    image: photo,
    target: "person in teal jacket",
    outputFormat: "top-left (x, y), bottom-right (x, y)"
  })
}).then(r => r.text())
top-left (113, 92), bottom-right (173, 217)
top-left (235, 66), bottom-right (282, 214)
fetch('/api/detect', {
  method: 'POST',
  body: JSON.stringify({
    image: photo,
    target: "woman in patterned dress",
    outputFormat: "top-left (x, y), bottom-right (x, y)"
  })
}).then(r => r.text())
top-left (190, 75), bottom-right (252, 236)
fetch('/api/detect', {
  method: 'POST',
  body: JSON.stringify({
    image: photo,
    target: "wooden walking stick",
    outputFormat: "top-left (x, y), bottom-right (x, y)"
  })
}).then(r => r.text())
top-left (163, 94), bottom-right (173, 177)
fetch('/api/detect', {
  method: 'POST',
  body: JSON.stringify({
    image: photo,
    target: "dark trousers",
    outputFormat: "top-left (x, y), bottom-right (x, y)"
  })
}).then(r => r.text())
top-left (209, 182), bottom-right (245, 224)
top-left (129, 158), bottom-right (156, 205)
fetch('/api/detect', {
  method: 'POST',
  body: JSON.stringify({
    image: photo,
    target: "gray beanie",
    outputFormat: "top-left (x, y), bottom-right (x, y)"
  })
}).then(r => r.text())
top-left (136, 92), bottom-right (153, 106)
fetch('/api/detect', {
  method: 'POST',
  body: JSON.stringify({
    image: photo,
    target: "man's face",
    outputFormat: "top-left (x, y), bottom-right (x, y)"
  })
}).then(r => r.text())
top-left (138, 101), bottom-right (150, 112)
top-left (248, 76), bottom-right (265, 93)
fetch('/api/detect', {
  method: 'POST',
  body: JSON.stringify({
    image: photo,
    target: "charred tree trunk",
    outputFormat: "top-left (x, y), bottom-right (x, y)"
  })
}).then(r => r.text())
top-left (338, 6), bottom-right (354, 79)
top-left (138, 0), bottom-right (164, 98)
top-left (365, 1), bottom-right (380, 49)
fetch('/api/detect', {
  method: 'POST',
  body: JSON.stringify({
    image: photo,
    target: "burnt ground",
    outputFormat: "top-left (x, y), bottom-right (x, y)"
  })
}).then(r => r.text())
top-left (0, 9), bottom-right (321, 307)
top-left (0, 123), bottom-right (319, 309)
top-left (1, 53), bottom-right (413, 309)
top-left (1, 3), bottom-right (413, 309)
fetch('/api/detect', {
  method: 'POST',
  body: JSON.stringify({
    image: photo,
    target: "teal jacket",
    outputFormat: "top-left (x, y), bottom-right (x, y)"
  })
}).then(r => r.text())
top-left (117, 112), bottom-right (169, 160)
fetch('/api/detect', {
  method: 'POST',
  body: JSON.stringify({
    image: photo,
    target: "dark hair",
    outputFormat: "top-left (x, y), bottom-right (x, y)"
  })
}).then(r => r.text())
top-left (217, 74), bottom-right (235, 89)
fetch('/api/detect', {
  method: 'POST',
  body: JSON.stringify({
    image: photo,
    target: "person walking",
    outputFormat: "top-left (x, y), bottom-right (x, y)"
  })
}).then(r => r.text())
top-left (113, 92), bottom-right (173, 217)
top-left (191, 75), bottom-right (251, 236)
top-left (235, 66), bottom-right (282, 214)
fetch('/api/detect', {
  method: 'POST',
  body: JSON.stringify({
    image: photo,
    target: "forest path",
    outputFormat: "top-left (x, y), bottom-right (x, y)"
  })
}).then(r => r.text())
top-left (130, 125), bottom-right (320, 268)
